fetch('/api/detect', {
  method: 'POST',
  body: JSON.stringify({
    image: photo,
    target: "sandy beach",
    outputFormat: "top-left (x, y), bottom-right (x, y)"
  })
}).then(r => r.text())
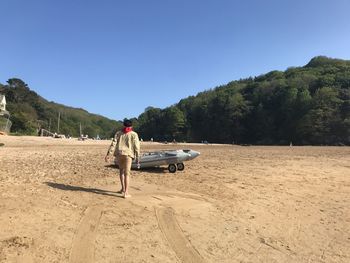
top-left (0, 136), bottom-right (349, 263)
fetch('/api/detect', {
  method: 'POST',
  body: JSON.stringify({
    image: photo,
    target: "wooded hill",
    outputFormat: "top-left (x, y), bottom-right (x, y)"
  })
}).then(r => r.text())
top-left (1, 56), bottom-right (349, 145)
top-left (137, 56), bottom-right (350, 145)
top-left (0, 78), bottom-right (122, 138)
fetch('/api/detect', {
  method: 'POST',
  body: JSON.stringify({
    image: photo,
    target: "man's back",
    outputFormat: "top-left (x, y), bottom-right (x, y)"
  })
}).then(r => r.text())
top-left (114, 130), bottom-right (140, 159)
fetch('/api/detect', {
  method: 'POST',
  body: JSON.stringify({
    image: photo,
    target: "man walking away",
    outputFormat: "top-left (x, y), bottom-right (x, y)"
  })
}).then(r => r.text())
top-left (105, 119), bottom-right (140, 198)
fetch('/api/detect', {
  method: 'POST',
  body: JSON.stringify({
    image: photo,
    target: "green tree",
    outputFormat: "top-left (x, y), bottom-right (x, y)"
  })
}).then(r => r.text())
top-left (161, 107), bottom-right (186, 141)
top-left (298, 87), bottom-right (342, 144)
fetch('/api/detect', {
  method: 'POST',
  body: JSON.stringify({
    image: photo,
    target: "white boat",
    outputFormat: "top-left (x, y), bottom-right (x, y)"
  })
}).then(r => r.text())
top-left (131, 149), bottom-right (200, 173)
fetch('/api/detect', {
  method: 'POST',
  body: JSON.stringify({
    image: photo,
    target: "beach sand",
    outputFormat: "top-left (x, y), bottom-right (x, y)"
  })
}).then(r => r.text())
top-left (0, 136), bottom-right (349, 262)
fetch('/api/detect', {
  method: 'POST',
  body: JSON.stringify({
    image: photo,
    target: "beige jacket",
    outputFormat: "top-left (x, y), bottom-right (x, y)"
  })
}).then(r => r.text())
top-left (107, 130), bottom-right (140, 159)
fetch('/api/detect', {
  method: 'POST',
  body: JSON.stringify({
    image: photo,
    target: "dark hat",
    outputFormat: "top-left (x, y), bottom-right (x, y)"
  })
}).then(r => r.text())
top-left (123, 119), bottom-right (132, 127)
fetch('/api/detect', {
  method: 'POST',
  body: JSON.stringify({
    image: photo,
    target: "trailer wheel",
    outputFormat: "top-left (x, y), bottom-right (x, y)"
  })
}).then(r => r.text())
top-left (177, 163), bottom-right (185, 171)
top-left (168, 164), bottom-right (177, 173)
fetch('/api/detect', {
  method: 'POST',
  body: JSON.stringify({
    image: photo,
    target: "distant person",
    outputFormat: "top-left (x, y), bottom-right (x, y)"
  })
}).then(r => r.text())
top-left (105, 119), bottom-right (140, 198)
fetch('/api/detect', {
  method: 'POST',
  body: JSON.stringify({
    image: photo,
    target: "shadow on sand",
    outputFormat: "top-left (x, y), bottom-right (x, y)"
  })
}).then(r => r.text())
top-left (105, 164), bottom-right (169, 174)
top-left (44, 182), bottom-right (123, 198)
top-left (104, 164), bottom-right (118, 169)
top-left (136, 167), bottom-right (169, 174)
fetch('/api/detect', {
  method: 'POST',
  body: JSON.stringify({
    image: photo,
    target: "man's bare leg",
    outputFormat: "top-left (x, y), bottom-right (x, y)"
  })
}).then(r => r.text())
top-left (123, 157), bottom-right (132, 198)
top-left (123, 175), bottom-right (131, 198)
top-left (118, 169), bottom-right (125, 193)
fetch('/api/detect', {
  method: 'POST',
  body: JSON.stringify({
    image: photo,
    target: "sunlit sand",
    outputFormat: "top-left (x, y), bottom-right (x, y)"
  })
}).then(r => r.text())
top-left (0, 136), bottom-right (349, 262)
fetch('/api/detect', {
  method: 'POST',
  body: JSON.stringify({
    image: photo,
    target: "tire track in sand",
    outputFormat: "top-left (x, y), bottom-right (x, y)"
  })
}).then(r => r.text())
top-left (69, 206), bottom-right (103, 263)
top-left (156, 207), bottom-right (205, 263)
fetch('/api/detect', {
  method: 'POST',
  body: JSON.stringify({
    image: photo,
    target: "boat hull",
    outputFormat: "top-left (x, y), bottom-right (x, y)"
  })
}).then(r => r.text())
top-left (130, 149), bottom-right (200, 169)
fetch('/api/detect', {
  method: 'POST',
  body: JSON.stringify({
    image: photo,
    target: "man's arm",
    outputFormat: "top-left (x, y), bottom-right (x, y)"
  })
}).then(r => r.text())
top-left (133, 133), bottom-right (141, 162)
top-left (105, 132), bottom-right (119, 162)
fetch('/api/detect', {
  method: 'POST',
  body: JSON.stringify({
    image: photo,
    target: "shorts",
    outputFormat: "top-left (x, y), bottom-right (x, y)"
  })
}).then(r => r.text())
top-left (117, 155), bottom-right (132, 176)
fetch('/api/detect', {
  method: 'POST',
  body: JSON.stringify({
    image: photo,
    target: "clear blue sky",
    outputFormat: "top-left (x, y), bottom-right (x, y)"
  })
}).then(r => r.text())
top-left (1, 0), bottom-right (350, 120)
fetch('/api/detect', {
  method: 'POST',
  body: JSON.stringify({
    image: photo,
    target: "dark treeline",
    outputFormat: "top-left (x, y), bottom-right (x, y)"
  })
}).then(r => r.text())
top-left (137, 56), bottom-right (350, 145)
top-left (0, 78), bottom-right (122, 138)
top-left (1, 56), bottom-right (349, 144)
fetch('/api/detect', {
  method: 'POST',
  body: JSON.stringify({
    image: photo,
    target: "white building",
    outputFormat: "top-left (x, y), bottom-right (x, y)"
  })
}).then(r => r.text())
top-left (0, 94), bottom-right (6, 112)
top-left (0, 94), bottom-right (11, 134)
